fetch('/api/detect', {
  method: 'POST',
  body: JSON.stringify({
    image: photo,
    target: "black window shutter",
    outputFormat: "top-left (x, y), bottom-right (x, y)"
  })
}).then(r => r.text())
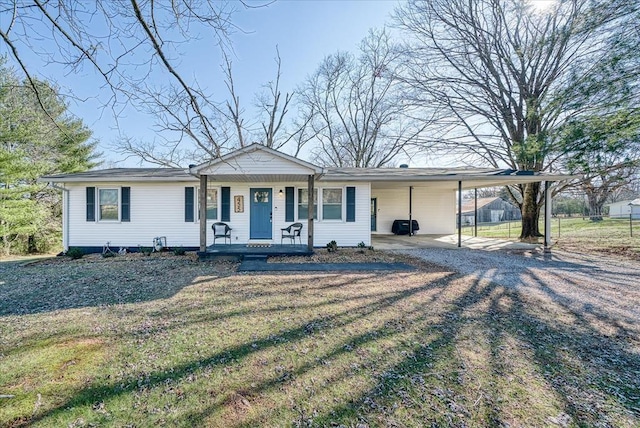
top-left (285, 187), bottom-right (295, 222)
top-left (185, 187), bottom-right (195, 222)
top-left (221, 187), bottom-right (231, 222)
top-left (86, 187), bottom-right (95, 221)
top-left (121, 187), bottom-right (131, 222)
top-left (346, 186), bottom-right (356, 222)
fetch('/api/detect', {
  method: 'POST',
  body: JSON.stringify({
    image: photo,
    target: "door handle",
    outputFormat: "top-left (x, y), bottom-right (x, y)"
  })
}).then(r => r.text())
top-left (270, 212), bottom-right (272, 222)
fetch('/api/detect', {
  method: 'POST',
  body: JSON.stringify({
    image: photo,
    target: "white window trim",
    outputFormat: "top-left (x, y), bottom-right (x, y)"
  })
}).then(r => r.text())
top-left (196, 185), bottom-right (221, 222)
top-left (97, 187), bottom-right (121, 222)
top-left (295, 187), bottom-right (348, 223)
top-left (321, 187), bottom-right (344, 222)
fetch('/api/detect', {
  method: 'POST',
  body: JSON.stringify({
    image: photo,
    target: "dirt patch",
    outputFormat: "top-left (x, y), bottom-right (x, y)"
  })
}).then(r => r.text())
top-left (269, 248), bottom-right (444, 272)
top-left (30, 251), bottom-right (202, 266)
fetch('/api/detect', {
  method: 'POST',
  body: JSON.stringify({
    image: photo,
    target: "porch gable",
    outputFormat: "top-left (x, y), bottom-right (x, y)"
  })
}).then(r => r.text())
top-left (190, 144), bottom-right (323, 179)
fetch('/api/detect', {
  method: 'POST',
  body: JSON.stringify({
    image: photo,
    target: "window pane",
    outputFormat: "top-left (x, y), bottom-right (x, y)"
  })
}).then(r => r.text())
top-left (322, 189), bottom-right (342, 220)
top-left (100, 205), bottom-right (118, 220)
top-left (254, 191), bottom-right (269, 203)
top-left (323, 204), bottom-right (342, 220)
top-left (206, 187), bottom-right (218, 220)
top-left (99, 189), bottom-right (118, 220)
top-left (323, 189), bottom-right (342, 204)
top-left (298, 205), bottom-right (309, 220)
top-left (298, 189), bottom-right (317, 220)
top-left (100, 189), bottom-right (118, 205)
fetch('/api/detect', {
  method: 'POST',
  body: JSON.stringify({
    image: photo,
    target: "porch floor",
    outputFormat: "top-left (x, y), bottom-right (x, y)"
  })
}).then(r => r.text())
top-left (198, 244), bottom-right (312, 260)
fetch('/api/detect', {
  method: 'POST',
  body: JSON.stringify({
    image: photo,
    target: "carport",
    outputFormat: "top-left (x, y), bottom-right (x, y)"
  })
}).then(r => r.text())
top-left (361, 169), bottom-right (578, 251)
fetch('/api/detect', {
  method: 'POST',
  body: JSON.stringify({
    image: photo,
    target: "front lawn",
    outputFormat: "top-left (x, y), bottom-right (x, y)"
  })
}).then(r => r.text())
top-left (1, 253), bottom-right (639, 427)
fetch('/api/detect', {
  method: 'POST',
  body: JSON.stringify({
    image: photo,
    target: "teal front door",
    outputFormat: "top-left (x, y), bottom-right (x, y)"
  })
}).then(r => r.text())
top-left (250, 188), bottom-right (272, 239)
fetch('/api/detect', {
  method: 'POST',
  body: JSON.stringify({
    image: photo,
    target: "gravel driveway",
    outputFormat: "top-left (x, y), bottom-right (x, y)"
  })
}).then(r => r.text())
top-left (395, 248), bottom-right (640, 325)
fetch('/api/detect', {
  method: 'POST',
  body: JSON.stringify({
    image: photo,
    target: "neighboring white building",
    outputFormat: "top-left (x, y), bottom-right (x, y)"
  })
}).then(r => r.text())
top-left (40, 144), bottom-right (571, 253)
top-left (458, 197), bottom-right (522, 226)
top-left (607, 199), bottom-right (640, 219)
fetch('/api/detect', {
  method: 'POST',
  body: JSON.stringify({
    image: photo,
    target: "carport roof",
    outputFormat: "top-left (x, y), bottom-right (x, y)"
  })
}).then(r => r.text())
top-left (322, 167), bottom-right (577, 188)
top-left (40, 165), bottom-right (576, 186)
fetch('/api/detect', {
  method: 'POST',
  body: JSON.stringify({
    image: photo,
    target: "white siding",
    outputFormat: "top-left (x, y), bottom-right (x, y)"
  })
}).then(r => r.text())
top-left (608, 201), bottom-right (640, 219)
top-left (66, 181), bottom-right (372, 248)
top-left (311, 182), bottom-right (371, 247)
top-left (224, 182), bottom-right (371, 247)
top-left (372, 186), bottom-right (456, 235)
top-left (200, 151), bottom-right (314, 176)
top-left (67, 182), bottom-right (203, 248)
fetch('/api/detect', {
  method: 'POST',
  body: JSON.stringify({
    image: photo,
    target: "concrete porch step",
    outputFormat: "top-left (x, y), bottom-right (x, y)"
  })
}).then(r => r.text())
top-left (243, 254), bottom-right (268, 262)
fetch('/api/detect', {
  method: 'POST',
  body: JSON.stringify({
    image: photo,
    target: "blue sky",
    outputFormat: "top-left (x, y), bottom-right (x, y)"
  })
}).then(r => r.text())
top-left (1, 0), bottom-right (399, 167)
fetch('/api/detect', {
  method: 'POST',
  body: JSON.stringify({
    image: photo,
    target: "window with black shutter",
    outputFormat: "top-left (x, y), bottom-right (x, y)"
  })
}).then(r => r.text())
top-left (86, 187), bottom-right (95, 221)
top-left (185, 187), bottom-right (195, 222)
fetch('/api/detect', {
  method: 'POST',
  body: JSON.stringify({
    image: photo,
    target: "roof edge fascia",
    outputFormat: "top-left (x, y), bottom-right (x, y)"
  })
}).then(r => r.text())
top-left (38, 175), bottom-right (198, 183)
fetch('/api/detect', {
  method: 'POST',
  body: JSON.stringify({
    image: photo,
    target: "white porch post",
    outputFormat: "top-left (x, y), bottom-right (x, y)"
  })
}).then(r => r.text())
top-left (544, 181), bottom-right (552, 252)
top-left (307, 174), bottom-right (315, 251)
top-left (474, 188), bottom-right (478, 237)
top-left (199, 174), bottom-right (207, 252)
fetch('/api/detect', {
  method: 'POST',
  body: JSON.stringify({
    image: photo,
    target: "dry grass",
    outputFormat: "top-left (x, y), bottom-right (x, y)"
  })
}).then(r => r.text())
top-left (466, 217), bottom-right (640, 261)
top-left (269, 248), bottom-right (407, 263)
top-left (1, 251), bottom-right (639, 427)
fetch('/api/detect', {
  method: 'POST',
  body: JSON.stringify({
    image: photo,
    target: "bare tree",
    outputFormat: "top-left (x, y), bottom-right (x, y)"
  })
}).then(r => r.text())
top-left (0, 1), bottom-right (258, 163)
top-left (298, 29), bottom-right (429, 168)
top-left (395, 0), bottom-right (638, 238)
top-left (114, 46), bottom-right (303, 166)
top-left (255, 47), bottom-right (295, 150)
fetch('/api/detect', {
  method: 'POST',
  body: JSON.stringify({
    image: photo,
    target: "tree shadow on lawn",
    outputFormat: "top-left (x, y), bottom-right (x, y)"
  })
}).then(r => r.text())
top-left (21, 270), bottom-right (455, 427)
top-left (0, 256), bottom-right (236, 316)
top-left (307, 272), bottom-right (640, 426)
top-left (9, 260), bottom-right (640, 427)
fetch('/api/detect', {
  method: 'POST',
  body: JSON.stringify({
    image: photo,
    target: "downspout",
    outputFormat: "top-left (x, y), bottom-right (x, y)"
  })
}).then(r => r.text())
top-left (50, 183), bottom-right (69, 252)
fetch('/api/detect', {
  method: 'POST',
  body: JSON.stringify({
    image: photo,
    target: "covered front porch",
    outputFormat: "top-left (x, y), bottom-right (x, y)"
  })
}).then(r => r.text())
top-left (189, 145), bottom-right (324, 253)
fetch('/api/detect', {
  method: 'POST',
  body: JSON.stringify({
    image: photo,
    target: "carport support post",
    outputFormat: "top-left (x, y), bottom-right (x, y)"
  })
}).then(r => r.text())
top-left (474, 188), bottom-right (478, 237)
top-left (199, 174), bottom-right (207, 252)
top-left (544, 181), bottom-right (552, 253)
top-left (458, 181), bottom-right (462, 248)
top-left (307, 174), bottom-right (314, 251)
top-left (409, 186), bottom-right (413, 236)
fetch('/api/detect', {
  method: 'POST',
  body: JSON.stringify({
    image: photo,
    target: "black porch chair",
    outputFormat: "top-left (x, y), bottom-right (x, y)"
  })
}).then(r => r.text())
top-left (212, 222), bottom-right (232, 245)
top-left (281, 222), bottom-right (303, 245)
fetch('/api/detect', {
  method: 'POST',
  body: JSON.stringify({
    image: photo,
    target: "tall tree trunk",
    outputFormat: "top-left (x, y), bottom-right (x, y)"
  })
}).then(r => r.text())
top-left (28, 234), bottom-right (37, 253)
top-left (520, 182), bottom-right (542, 239)
top-left (586, 193), bottom-right (604, 221)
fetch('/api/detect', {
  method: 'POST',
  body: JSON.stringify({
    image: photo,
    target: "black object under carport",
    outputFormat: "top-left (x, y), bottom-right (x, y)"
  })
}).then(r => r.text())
top-left (391, 219), bottom-right (420, 235)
